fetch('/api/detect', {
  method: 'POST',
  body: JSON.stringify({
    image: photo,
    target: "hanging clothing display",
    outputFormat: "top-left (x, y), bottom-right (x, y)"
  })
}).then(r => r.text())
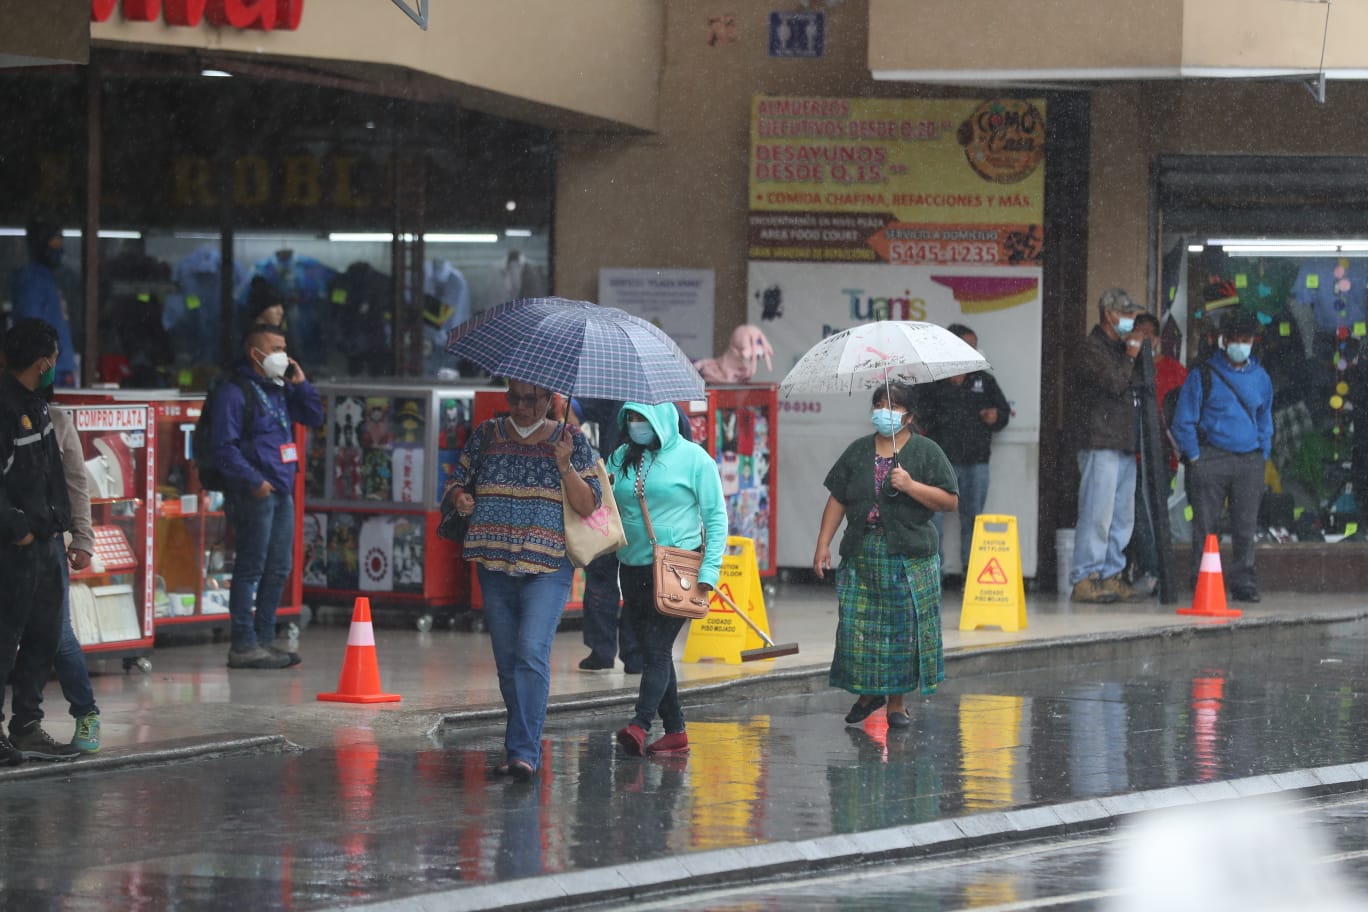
top-left (243, 251), bottom-right (338, 367)
top-left (169, 245), bottom-right (248, 367)
top-left (328, 262), bottom-right (393, 376)
top-left (495, 250), bottom-right (545, 301)
top-left (423, 259), bottom-right (470, 375)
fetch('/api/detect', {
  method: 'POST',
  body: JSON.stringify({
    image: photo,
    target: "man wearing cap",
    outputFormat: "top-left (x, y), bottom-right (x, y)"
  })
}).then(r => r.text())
top-left (1170, 310), bottom-right (1273, 603)
top-left (1069, 288), bottom-right (1151, 603)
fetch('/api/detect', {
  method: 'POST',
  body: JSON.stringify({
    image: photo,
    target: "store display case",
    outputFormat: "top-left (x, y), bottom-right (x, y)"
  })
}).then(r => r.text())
top-left (304, 381), bottom-right (488, 630)
top-left (58, 390), bottom-right (305, 639)
top-left (148, 396), bottom-right (306, 634)
top-left (684, 385), bottom-right (779, 576)
top-left (62, 402), bottom-right (156, 671)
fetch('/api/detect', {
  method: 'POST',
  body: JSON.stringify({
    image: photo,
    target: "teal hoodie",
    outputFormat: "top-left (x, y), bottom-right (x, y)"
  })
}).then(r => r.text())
top-left (608, 401), bottom-right (728, 588)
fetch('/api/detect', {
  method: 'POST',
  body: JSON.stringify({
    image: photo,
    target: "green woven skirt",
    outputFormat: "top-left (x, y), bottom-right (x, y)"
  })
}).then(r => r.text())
top-left (829, 530), bottom-right (945, 697)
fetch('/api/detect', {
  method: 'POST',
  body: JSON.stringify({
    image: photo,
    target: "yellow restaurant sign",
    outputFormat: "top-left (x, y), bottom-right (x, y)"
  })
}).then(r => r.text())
top-left (748, 96), bottom-right (1045, 266)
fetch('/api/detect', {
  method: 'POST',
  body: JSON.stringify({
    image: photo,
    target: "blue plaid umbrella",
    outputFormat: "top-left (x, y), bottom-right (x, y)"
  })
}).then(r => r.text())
top-left (446, 297), bottom-right (705, 404)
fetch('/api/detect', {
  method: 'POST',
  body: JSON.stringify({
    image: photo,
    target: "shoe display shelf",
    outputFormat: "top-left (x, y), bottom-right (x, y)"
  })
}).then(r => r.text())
top-left (55, 399), bottom-right (157, 672)
top-left (303, 381), bottom-right (484, 632)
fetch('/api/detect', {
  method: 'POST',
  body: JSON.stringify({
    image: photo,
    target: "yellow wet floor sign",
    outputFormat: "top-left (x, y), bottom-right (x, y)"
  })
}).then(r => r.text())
top-left (958, 514), bottom-right (1027, 632)
top-left (683, 536), bottom-right (773, 664)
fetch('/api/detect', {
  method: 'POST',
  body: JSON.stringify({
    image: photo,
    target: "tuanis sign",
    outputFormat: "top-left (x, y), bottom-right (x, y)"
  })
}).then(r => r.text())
top-left (90, 0), bottom-right (305, 31)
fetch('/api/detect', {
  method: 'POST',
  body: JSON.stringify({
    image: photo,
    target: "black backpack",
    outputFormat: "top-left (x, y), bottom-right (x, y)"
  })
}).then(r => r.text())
top-left (193, 374), bottom-right (258, 492)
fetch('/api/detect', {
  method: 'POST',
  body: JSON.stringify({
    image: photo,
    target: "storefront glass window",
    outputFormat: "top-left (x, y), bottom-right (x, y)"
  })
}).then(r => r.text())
top-left (0, 51), bottom-right (553, 388)
top-left (1161, 235), bottom-right (1367, 542)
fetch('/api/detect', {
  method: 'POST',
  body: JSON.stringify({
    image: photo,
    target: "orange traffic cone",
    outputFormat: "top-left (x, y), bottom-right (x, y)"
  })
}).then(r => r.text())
top-left (317, 597), bottom-right (402, 703)
top-left (1177, 534), bottom-right (1242, 618)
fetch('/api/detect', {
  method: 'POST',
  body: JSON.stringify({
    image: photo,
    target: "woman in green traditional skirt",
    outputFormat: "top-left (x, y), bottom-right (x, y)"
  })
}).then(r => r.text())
top-left (812, 382), bottom-right (959, 729)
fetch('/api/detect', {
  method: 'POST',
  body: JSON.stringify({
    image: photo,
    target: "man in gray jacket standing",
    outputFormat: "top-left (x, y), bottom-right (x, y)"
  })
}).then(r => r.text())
top-left (1070, 289), bottom-right (1150, 603)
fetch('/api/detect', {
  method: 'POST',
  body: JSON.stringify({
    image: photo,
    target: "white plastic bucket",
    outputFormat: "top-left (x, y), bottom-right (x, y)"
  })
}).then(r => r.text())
top-left (1055, 528), bottom-right (1075, 594)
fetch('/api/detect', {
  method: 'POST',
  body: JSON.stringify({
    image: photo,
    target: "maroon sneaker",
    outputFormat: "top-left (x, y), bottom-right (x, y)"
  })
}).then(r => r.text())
top-left (645, 731), bottom-right (689, 755)
top-left (616, 724), bottom-right (647, 756)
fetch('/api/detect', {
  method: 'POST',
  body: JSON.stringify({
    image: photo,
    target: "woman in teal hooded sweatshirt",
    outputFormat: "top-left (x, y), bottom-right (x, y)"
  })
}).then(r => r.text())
top-left (609, 401), bottom-right (728, 757)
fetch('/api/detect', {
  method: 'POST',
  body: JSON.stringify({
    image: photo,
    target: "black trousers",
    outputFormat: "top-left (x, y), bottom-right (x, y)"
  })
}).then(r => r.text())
top-left (1187, 449), bottom-right (1265, 593)
top-left (0, 535), bottom-right (66, 730)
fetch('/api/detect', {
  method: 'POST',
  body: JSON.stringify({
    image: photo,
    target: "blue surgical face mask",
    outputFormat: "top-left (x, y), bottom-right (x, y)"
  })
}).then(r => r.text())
top-left (870, 408), bottom-right (905, 437)
top-left (627, 420), bottom-right (655, 446)
top-left (1116, 316), bottom-right (1135, 335)
top-left (1225, 341), bottom-right (1252, 364)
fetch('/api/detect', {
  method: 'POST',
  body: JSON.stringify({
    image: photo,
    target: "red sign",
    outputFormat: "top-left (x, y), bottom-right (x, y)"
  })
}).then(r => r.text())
top-left (91, 0), bottom-right (305, 31)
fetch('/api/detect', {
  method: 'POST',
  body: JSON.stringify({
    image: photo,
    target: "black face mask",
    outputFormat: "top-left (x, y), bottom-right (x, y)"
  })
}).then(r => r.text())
top-left (41, 247), bottom-right (63, 270)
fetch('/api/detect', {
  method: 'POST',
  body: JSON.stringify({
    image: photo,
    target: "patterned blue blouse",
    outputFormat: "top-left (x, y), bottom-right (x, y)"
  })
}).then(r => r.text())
top-left (452, 418), bottom-right (601, 574)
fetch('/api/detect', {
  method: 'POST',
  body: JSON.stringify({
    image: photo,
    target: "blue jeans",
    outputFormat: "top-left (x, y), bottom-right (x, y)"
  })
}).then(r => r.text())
top-left (1071, 449), bottom-right (1136, 584)
top-left (477, 562), bottom-right (573, 769)
top-left (56, 549), bottom-right (98, 718)
top-left (580, 552), bottom-right (641, 669)
top-left (620, 564), bottom-right (688, 734)
top-left (933, 462), bottom-right (990, 570)
top-left (226, 490), bottom-right (294, 653)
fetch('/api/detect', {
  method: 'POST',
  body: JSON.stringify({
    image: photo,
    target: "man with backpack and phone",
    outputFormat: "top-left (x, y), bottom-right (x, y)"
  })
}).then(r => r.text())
top-left (1171, 310), bottom-right (1274, 603)
top-left (206, 323), bottom-right (323, 669)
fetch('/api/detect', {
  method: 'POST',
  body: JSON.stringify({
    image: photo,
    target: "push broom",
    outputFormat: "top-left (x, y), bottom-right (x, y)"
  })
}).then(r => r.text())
top-left (710, 587), bottom-right (800, 661)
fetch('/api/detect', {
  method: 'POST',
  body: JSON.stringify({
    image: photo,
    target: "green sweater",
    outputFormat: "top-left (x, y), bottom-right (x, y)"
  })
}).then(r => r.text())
top-left (824, 433), bottom-right (958, 560)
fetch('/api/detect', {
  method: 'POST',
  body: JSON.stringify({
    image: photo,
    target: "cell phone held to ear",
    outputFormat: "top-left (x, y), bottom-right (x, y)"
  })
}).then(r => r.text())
top-left (284, 362), bottom-right (299, 380)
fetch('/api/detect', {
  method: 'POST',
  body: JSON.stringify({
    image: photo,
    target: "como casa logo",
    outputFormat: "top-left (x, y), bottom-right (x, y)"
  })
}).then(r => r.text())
top-left (91, 0), bottom-right (305, 31)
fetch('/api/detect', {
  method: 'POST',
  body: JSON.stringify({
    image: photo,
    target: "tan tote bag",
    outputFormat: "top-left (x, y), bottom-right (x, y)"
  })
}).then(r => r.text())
top-left (562, 459), bottom-right (628, 568)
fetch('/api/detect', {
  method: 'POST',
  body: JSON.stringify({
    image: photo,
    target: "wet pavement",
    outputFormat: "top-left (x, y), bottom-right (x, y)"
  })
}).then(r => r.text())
top-left (5, 600), bottom-right (1368, 910)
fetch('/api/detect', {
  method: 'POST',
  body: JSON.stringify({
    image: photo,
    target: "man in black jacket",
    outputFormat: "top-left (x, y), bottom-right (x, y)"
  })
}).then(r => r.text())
top-left (0, 319), bottom-right (78, 762)
top-left (922, 324), bottom-right (1010, 580)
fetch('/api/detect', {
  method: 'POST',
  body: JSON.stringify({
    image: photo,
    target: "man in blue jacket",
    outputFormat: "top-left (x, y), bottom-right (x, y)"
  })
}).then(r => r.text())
top-left (211, 323), bottom-right (324, 668)
top-left (1171, 310), bottom-right (1274, 602)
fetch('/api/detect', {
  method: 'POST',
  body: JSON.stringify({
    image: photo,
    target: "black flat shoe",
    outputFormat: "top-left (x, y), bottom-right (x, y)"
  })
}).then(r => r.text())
top-left (844, 696), bottom-right (885, 724)
top-left (1231, 588), bottom-right (1261, 603)
top-left (886, 710), bottom-right (911, 729)
top-left (509, 759), bottom-right (536, 782)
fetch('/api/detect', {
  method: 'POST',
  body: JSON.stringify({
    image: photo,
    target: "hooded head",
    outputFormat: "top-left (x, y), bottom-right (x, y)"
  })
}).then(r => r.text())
top-left (25, 220), bottom-right (63, 270)
top-left (616, 401), bottom-right (683, 456)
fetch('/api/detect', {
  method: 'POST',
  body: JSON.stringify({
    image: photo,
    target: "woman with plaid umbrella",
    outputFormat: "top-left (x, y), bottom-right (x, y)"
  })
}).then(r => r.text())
top-left (445, 378), bottom-right (602, 781)
top-left (811, 382), bottom-right (958, 730)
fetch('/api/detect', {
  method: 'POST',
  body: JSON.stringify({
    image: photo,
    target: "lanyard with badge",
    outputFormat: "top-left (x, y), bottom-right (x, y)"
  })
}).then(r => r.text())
top-left (251, 384), bottom-right (298, 464)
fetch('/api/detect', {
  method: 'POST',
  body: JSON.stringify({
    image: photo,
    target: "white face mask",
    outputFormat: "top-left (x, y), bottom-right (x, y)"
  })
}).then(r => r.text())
top-left (255, 348), bottom-right (290, 383)
top-left (508, 417), bottom-right (545, 439)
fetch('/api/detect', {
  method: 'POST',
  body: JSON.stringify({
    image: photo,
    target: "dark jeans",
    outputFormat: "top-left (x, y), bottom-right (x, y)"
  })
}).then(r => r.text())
top-left (620, 563), bottom-right (688, 734)
top-left (0, 536), bottom-right (66, 729)
top-left (1187, 448), bottom-right (1265, 593)
top-left (225, 489), bottom-right (294, 653)
top-left (56, 547), bottom-right (97, 718)
top-left (580, 552), bottom-right (641, 669)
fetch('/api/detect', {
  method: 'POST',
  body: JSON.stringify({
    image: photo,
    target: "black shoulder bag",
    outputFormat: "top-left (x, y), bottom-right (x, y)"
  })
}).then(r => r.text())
top-left (437, 419), bottom-right (495, 543)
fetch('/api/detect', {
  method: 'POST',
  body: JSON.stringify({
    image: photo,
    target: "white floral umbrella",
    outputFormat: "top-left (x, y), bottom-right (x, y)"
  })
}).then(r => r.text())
top-left (778, 321), bottom-right (990, 398)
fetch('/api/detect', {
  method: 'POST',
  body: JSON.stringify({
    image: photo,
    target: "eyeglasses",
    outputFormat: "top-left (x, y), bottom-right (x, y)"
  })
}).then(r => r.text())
top-left (505, 392), bottom-right (546, 407)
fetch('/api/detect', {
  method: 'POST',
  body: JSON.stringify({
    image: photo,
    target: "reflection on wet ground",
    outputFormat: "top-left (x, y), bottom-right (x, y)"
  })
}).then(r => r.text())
top-left (6, 621), bottom-right (1368, 910)
top-left (642, 795), bottom-right (1368, 912)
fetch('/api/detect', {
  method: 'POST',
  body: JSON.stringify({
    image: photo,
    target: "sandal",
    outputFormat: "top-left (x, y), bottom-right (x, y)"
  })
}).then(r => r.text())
top-left (844, 696), bottom-right (886, 724)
